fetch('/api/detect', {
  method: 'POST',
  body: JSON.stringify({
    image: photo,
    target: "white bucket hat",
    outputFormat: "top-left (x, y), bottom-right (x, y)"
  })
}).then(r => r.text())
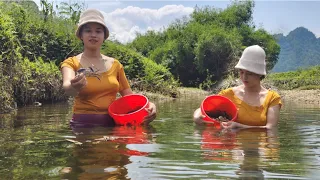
top-left (235, 45), bottom-right (266, 75)
top-left (76, 9), bottom-right (109, 40)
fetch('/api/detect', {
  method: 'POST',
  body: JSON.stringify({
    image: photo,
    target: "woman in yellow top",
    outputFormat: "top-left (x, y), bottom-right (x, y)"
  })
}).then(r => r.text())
top-left (193, 45), bottom-right (282, 129)
top-left (60, 9), bottom-right (156, 127)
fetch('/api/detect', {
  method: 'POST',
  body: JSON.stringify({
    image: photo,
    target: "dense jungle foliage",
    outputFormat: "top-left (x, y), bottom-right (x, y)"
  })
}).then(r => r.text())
top-left (128, 1), bottom-right (280, 88)
top-left (3, 0), bottom-right (301, 114)
top-left (0, 0), bottom-right (178, 113)
top-left (1, 0), bottom-right (319, 114)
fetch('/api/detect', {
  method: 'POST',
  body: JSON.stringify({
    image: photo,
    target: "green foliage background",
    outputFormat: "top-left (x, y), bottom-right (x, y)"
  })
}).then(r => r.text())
top-left (128, 1), bottom-right (280, 88)
top-left (267, 66), bottom-right (320, 90)
top-left (6, 0), bottom-right (318, 113)
top-left (0, 0), bottom-right (178, 113)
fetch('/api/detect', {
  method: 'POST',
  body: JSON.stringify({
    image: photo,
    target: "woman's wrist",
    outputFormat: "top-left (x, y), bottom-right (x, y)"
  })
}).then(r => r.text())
top-left (64, 84), bottom-right (81, 96)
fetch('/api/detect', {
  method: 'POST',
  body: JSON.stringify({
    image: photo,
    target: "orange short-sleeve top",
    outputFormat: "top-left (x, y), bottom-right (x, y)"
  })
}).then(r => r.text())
top-left (60, 56), bottom-right (130, 114)
top-left (218, 88), bottom-right (282, 126)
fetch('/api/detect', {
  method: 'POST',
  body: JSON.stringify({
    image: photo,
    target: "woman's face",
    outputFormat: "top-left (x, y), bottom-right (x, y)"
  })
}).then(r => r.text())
top-left (239, 69), bottom-right (262, 87)
top-left (80, 22), bottom-right (105, 49)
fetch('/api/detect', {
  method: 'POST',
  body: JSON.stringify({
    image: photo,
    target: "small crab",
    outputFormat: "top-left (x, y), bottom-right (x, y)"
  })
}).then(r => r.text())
top-left (206, 110), bottom-right (231, 122)
top-left (217, 116), bottom-right (229, 122)
top-left (77, 67), bottom-right (101, 80)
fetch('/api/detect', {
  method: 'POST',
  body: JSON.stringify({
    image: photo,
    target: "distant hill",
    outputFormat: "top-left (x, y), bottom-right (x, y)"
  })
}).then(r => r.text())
top-left (272, 27), bottom-right (320, 72)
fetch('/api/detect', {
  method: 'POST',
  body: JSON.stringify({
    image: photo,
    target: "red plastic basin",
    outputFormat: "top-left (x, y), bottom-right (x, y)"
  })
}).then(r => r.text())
top-left (108, 94), bottom-right (149, 126)
top-left (200, 95), bottom-right (238, 127)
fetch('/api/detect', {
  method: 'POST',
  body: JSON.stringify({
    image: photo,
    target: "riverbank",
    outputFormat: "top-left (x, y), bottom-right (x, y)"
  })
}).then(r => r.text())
top-left (145, 88), bottom-right (320, 105)
top-left (139, 87), bottom-right (209, 101)
top-left (175, 88), bottom-right (320, 105)
top-left (2, 87), bottom-right (319, 115)
top-left (280, 89), bottom-right (320, 104)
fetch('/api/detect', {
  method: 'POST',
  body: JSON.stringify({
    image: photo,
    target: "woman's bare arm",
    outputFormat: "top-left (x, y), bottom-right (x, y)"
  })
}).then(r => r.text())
top-left (61, 67), bottom-right (86, 96)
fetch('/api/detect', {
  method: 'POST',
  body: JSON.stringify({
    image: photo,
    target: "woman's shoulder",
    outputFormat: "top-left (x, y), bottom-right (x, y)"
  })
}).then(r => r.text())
top-left (101, 55), bottom-right (122, 65)
top-left (227, 85), bottom-right (244, 94)
top-left (267, 89), bottom-right (281, 98)
top-left (60, 55), bottom-right (80, 69)
top-left (64, 55), bottom-right (79, 62)
top-left (219, 87), bottom-right (236, 95)
top-left (266, 89), bottom-right (282, 106)
top-left (112, 58), bottom-right (121, 65)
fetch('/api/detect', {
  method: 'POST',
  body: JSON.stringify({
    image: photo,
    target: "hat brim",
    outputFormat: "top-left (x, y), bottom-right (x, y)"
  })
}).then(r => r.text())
top-left (75, 21), bottom-right (109, 40)
top-left (235, 63), bottom-right (266, 76)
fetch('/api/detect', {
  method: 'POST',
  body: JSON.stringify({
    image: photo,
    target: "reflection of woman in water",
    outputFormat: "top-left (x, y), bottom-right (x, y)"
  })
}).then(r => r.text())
top-left (61, 126), bottom-right (154, 179)
top-left (199, 126), bottom-right (238, 161)
top-left (233, 128), bottom-right (279, 179)
top-left (196, 127), bottom-right (279, 178)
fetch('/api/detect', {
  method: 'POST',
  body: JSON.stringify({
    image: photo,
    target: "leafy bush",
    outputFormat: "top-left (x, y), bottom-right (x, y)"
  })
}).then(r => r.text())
top-left (13, 58), bottom-right (67, 105)
top-left (0, 1), bottom-right (179, 112)
top-left (267, 66), bottom-right (320, 90)
top-left (0, 5), bottom-right (21, 113)
top-left (102, 42), bottom-right (179, 96)
top-left (128, 1), bottom-right (280, 88)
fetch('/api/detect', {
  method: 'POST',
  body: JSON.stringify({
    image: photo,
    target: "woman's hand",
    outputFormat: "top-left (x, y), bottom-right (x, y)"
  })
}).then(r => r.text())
top-left (61, 67), bottom-right (87, 96)
top-left (70, 73), bottom-right (87, 91)
top-left (221, 121), bottom-right (239, 129)
top-left (142, 102), bottom-right (157, 125)
top-left (221, 121), bottom-right (251, 129)
top-left (193, 108), bottom-right (205, 124)
top-left (193, 108), bottom-right (210, 124)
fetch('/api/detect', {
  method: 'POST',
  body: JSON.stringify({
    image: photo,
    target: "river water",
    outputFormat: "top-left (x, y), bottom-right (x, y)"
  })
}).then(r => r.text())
top-left (0, 93), bottom-right (319, 179)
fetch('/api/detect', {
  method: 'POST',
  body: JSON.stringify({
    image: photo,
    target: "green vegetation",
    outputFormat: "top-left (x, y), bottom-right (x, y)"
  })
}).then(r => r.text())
top-left (101, 42), bottom-right (179, 97)
top-left (273, 27), bottom-right (320, 72)
top-left (0, 0), bottom-right (178, 113)
top-left (267, 66), bottom-right (320, 90)
top-left (128, 1), bottom-right (280, 88)
top-left (6, 0), bottom-right (317, 113)
top-left (4, 0), bottom-right (320, 114)
top-left (0, 1), bottom-right (81, 113)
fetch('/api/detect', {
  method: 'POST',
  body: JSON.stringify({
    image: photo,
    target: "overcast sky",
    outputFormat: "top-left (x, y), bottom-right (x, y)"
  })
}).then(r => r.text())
top-left (33, 0), bottom-right (320, 44)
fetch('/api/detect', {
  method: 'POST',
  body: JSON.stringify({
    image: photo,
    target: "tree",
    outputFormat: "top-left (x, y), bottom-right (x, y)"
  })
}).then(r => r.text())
top-left (128, 0), bottom-right (279, 88)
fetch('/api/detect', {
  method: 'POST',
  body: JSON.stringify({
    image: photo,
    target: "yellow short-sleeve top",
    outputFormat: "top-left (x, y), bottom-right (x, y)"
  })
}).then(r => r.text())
top-left (218, 88), bottom-right (282, 126)
top-left (60, 56), bottom-right (130, 114)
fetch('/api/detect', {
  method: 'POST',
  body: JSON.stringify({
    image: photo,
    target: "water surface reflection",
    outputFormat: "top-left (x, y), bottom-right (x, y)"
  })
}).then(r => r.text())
top-left (0, 98), bottom-right (319, 179)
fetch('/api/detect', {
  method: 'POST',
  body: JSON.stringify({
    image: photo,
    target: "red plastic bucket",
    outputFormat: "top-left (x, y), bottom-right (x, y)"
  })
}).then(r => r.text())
top-left (200, 95), bottom-right (238, 126)
top-left (108, 94), bottom-right (149, 126)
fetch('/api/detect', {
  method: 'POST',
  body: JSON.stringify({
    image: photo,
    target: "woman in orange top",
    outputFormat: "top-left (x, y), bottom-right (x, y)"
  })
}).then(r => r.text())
top-left (60, 9), bottom-right (156, 127)
top-left (193, 45), bottom-right (281, 129)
